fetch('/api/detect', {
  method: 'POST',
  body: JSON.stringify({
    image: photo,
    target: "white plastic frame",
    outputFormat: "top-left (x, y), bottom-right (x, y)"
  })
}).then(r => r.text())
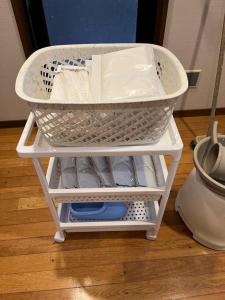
top-left (17, 112), bottom-right (183, 242)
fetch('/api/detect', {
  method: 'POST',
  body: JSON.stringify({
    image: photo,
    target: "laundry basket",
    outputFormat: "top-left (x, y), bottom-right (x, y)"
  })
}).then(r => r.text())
top-left (15, 43), bottom-right (188, 147)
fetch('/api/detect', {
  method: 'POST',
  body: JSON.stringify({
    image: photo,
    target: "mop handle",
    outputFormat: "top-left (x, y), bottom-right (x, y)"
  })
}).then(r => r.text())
top-left (207, 12), bottom-right (225, 137)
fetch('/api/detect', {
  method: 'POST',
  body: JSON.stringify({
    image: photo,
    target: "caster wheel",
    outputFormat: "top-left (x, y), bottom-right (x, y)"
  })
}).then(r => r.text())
top-left (146, 230), bottom-right (157, 240)
top-left (54, 231), bottom-right (65, 243)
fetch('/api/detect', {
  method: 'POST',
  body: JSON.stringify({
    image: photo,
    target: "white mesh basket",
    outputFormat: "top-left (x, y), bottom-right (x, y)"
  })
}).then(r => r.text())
top-left (16, 44), bottom-right (188, 146)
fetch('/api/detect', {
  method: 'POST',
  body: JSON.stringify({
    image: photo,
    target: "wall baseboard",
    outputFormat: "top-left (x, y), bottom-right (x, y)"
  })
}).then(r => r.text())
top-left (173, 108), bottom-right (225, 117)
top-left (0, 108), bottom-right (225, 128)
top-left (0, 120), bottom-right (27, 128)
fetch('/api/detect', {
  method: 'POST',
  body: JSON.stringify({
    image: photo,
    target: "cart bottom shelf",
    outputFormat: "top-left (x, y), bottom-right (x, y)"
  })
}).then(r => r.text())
top-left (57, 200), bottom-right (159, 238)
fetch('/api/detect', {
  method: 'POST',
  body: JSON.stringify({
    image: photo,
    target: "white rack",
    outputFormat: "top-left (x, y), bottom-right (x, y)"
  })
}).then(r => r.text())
top-left (17, 112), bottom-right (183, 242)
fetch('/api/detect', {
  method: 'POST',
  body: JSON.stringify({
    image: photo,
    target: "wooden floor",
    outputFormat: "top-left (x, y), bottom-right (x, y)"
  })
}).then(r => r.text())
top-left (0, 115), bottom-right (225, 300)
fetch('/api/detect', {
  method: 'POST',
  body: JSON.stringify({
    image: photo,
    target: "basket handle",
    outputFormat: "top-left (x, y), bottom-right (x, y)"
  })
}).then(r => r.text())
top-left (16, 112), bottom-right (36, 157)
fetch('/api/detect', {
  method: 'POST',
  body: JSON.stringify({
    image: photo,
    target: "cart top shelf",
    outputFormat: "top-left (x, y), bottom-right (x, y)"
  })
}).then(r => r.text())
top-left (17, 113), bottom-right (183, 158)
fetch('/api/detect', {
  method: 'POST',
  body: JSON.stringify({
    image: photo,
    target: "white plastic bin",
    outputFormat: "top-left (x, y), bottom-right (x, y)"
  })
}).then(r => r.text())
top-left (16, 43), bottom-right (188, 146)
top-left (176, 136), bottom-right (225, 250)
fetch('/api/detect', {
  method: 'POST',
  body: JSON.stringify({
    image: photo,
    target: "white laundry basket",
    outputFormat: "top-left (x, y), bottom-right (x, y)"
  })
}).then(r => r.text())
top-left (16, 43), bottom-right (188, 147)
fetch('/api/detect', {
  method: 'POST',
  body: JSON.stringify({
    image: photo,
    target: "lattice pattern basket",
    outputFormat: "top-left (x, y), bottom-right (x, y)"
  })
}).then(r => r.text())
top-left (16, 44), bottom-right (188, 146)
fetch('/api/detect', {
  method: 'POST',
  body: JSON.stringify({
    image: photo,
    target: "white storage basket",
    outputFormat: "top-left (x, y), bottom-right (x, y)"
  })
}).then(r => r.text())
top-left (16, 44), bottom-right (188, 146)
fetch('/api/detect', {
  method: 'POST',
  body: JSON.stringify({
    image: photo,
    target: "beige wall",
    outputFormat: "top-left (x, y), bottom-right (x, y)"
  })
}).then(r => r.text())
top-left (164, 0), bottom-right (225, 110)
top-left (0, 0), bottom-right (28, 121)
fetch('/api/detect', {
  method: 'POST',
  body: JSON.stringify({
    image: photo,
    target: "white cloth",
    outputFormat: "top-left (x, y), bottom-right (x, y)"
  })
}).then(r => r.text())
top-left (50, 65), bottom-right (91, 102)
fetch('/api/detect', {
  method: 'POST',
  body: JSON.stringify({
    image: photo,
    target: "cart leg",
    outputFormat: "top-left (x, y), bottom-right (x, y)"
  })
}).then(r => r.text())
top-left (54, 231), bottom-right (66, 243)
top-left (154, 150), bottom-right (182, 237)
top-left (146, 230), bottom-right (157, 240)
top-left (32, 158), bottom-right (65, 240)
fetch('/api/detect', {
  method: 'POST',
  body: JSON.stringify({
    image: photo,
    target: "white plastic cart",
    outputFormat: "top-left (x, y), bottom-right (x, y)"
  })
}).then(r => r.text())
top-left (16, 112), bottom-right (183, 242)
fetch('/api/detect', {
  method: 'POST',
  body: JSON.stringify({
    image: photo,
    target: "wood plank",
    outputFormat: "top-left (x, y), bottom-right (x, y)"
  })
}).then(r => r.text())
top-left (185, 292), bottom-right (225, 299)
top-left (3, 289), bottom-right (224, 300)
top-left (0, 225), bottom-right (191, 257)
top-left (124, 253), bottom-right (225, 282)
top-left (166, 190), bottom-right (178, 210)
top-left (0, 150), bottom-right (18, 159)
top-left (0, 158), bottom-right (48, 169)
top-left (176, 163), bottom-right (193, 174)
top-left (0, 186), bottom-right (43, 201)
top-left (0, 128), bottom-right (24, 135)
top-left (0, 198), bottom-right (20, 212)
top-left (0, 135), bottom-right (21, 144)
top-left (0, 158), bottom-right (33, 168)
top-left (0, 235), bottom-right (215, 275)
top-left (2, 221), bottom-right (190, 243)
top-left (17, 197), bottom-right (47, 210)
top-left (0, 222), bottom-right (55, 241)
top-left (0, 161), bottom-right (48, 176)
top-left (0, 175), bottom-right (41, 188)
top-left (0, 263), bottom-right (123, 294)
top-left (0, 289), bottom-right (77, 300)
top-left (162, 210), bottom-right (183, 226)
top-left (0, 196), bottom-right (46, 212)
top-left (0, 143), bottom-right (20, 151)
top-left (0, 208), bottom-right (51, 226)
top-left (0, 166), bottom-right (37, 177)
top-left (74, 272), bottom-right (225, 300)
top-left (4, 254), bottom-right (225, 297)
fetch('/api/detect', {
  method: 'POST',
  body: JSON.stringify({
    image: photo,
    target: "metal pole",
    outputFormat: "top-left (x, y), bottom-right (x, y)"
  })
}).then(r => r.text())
top-left (207, 12), bottom-right (225, 137)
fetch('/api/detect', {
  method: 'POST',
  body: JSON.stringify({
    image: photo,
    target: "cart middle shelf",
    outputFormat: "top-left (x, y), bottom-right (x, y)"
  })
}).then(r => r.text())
top-left (46, 154), bottom-right (168, 204)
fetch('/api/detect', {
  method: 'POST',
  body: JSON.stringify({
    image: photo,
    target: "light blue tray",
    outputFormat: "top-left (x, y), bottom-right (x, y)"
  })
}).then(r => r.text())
top-left (69, 202), bottom-right (128, 220)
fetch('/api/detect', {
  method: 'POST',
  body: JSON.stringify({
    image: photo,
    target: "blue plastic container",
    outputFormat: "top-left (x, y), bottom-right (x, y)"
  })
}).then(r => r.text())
top-left (69, 202), bottom-right (128, 220)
